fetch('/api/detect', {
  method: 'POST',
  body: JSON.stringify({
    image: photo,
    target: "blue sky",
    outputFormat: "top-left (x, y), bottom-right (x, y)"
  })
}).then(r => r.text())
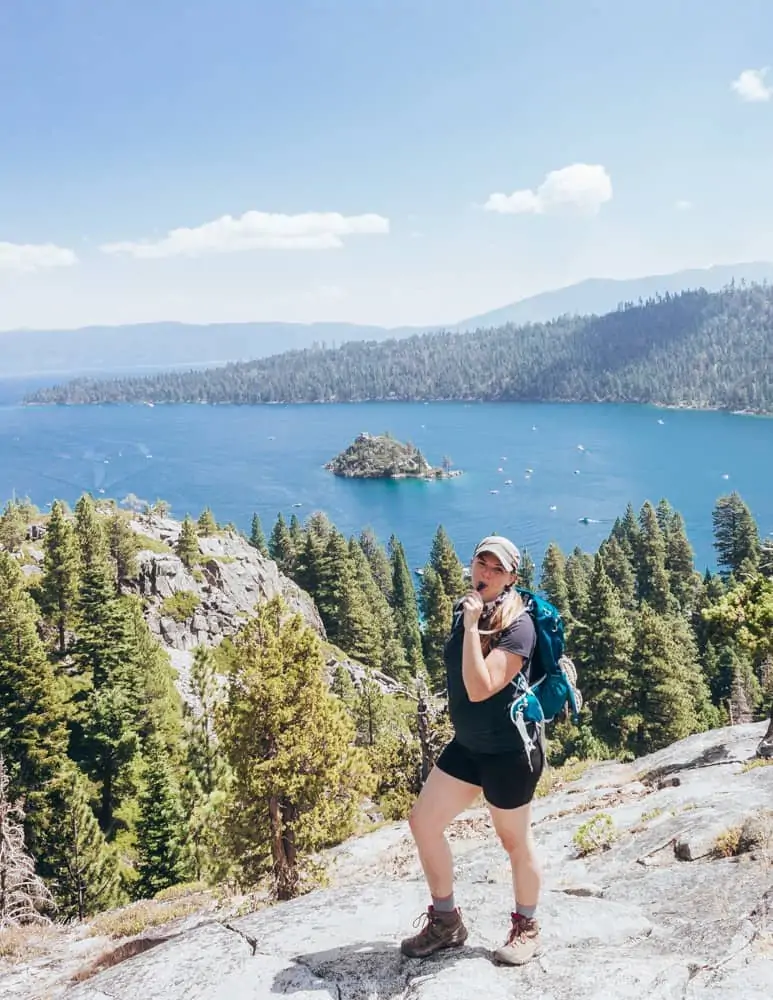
top-left (2, 0), bottom-right (773, 330)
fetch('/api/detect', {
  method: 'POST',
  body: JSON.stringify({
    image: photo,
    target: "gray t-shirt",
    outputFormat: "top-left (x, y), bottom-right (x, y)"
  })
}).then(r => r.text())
top-left (444, 606), bottom-right (536, 753)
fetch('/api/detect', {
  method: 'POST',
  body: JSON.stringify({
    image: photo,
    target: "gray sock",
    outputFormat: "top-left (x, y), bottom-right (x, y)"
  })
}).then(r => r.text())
top-left (515, 901), bottom-right (537, 919)
top-left (432, 893), bottom-right (456, 913)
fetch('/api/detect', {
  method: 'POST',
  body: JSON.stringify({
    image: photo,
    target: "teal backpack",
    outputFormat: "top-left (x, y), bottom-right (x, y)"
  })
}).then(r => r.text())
top-left (508, 588), bottom-right (582, 739)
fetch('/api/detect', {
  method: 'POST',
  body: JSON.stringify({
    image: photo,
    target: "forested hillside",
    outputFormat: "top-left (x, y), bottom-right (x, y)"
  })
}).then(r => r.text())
top-left (1, 489), bottom-right (772, 927)
top-left (26, 284), bottom-right (773, 412)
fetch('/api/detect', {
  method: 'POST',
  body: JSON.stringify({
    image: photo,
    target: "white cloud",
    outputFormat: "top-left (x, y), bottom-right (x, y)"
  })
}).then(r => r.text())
top-left (731, 68), bottom-right (773, 102)
top-left (100, 210), bottom-right (390, 259)
top-left (674, 199), bottom-right (693, 211)
top-left (484, 163), bottom-right (613, 217)
top-left (0, 241), bottom-right (78, 272)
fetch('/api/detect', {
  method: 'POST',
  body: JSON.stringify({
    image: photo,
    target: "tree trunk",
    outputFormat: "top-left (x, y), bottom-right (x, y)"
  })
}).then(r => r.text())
top-left (268, 796), bottom-right (298, 900)
top-left (758, 703), bottom-right (773, 759)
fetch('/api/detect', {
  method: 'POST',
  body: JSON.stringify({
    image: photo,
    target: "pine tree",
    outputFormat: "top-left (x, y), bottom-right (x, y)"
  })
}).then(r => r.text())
top-left (358, 528), bottom-right (393, 601)
top-left (636, 501), bottom-right (673, 613)
top-left (519, 549), bottom-right (536, 590)
top-left (38, 499), bottom-right (80, 654)
top-left (249, 513), bottom-right (269, 556)
top-left (0, 501), bottom-right (26, 553)
top-left (598, 536), bottom-right (636, 608)
top-left (288, 514), bottom-right (304, 551)
top-left (175, 515), bottom-right (200, 570)
top-left (728, 653), bottom-right (761, 724)
top-left (268, 513), bottom-right (295, 575)
top-left (348, 538), bottom-right (397, 671)
top-left (631, 605), bottom-right (708, 754)
top-left (540, 543), bottom-right (570, 616)
top-left (389, 535), bottom-right (425, 676)
top-left (216, 598), bottom-right (373, 899)
top-left (573, 555), bottom-right (636, 751)
top-left (0, 553), bottom-right (68, 859)
top-left (331, 664), bottom-right (357, 711)
top-left (134, 737), bottom-right (191, 899)
top-left (107, 513), bottom-right (139, 588)
top-left (760, 539), bottom-right (773, 578)
top-left (0, 757), bottom-right (54, 927)
top-left (428, 526), bottom-right (465, 601)
top-left (660, 507), bottom-right (699, 612)
top-left (355, 674), bottom-right (388, 747)
top-left (294, 530), bottom-right (325, 600)
top-left (43, 765), bottom-right (121, 919)
top-left (419, 567), bottom-right (452, 686)
top-left (335, 545), bottom-right (383, 668)
top-left (74, 494), bottom-right (115, 624)
top-left (564, 547), bottom-right (591, 624)
top-left (712, 492), bottom-right (761, 579)
top-left (197, 507), bottom-right (218, 536)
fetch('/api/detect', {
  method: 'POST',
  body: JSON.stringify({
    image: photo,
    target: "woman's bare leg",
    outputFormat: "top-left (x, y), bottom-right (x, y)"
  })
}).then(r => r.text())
top-left (408, 765), bottom-right (480, 898)
top-left (487, 801), bottom-right (541, 908)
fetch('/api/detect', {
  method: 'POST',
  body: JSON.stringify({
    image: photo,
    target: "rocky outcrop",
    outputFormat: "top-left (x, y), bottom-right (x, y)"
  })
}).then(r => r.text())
top-left (21, 722), bottom-right (770, 1000)
top-left (125, 516), bottom-right (324, 701)
top-left (325, 433), bottom-right (460, 480)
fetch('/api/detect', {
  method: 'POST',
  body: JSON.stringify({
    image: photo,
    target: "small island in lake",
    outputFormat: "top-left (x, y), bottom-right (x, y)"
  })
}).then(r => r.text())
top-left (324, 432), bottom-right (462, 480)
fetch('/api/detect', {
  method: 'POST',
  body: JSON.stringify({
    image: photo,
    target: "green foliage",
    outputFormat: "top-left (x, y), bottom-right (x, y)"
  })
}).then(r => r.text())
top-left (160, 590), bottom-right (200, 623)
top-left (573, 813), bottom-right (617, 855)
top-left (0, 501), bottom-right (27, 553)
top-left (539, 543), bottom-right (570, 617)
top-left (197, 507), bottom-right (218, 536)
top-left (389, 536), bottom-right (425, 678)
top-left (268, 513), bottom-right (295, 575)
top-left (43, 765), bottom-right (122, 919)
top-left (0, 552), bottom-right (69, 862)
top-left (216, 598), bottom-right (374, 899)
top-left (33, 284), bottom-right (773, 413)
top-left (108, 513), bottom-right (140, 585)
top-left (712, 492), bottom-right (761, 580)
top-left (249, 513), bottom-right (269, 556)
top-left (419, 567), bottom-right (452, 686)
top-left (134, 737), bottom-right (192, 899)
top-left (428, 526), bottom-right (465, 601)
top-left (38, 500), bottom-right (80, 654)
top-left (175, 516), bottom-right (200, 570)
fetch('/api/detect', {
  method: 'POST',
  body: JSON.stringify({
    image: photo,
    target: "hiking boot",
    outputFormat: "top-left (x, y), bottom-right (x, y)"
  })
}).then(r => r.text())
top-left (493, 913), bottom-right (541, 965)
top-left (400, 906), bottom-right (468, 958)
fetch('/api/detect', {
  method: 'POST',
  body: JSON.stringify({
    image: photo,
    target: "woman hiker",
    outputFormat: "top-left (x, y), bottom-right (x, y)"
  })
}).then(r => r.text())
top-left (400, 535), bottom-right (544, 966)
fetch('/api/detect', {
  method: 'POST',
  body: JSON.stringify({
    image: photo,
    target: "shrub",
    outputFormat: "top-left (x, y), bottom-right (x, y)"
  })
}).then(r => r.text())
top-left (160, 590), bottom-right (200, 622)
top-left (713, 826), bottom-right (743, 858)
top-left (573, 813), bottom-right (617, 856)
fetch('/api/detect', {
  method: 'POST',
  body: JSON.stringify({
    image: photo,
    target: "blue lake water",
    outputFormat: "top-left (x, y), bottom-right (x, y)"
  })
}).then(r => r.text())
top-left (1, 376), bottom-right (771, 574)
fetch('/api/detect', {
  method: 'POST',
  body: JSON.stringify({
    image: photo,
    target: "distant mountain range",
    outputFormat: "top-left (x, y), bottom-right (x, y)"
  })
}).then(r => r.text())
top-left (3, 261), bottom-right (772, 378)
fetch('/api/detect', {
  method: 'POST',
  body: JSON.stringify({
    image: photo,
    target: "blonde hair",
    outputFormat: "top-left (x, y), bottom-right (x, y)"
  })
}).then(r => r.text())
top-left (476, 588), bottom-right (525, 656)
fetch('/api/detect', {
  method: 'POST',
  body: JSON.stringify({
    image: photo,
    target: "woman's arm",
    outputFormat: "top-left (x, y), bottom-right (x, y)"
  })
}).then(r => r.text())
top-left (462, 628), bottom-right (524, 702)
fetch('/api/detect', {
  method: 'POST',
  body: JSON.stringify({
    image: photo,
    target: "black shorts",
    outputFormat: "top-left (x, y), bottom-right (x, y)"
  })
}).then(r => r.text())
top-left (436, 736), bottom-right (544, 810)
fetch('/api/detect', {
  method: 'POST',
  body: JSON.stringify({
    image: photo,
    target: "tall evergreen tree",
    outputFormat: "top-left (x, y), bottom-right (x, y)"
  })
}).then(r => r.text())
top-left (358, 528), bottom-right (393, 601)
top-left (598, 536), bottom-right (636, 608)
top-left (419, 566), bottom-right (453, 686)
top-left (288, 514), bottom-right (304, 551)
top-left (540, 543), bottom-right (569, 616)
top-left (268, 513), bottom-right (295, 575)
top-left (564, 547), bottom-right (591, 624)
top-left (216, 598), bottom-right (373, 899)
top-left (107, 513), bottom-right (139, 589)
top-left (44, 764), bottom-right (121, 919)
top-left (175, 515), bottom-right (200, 570)
top-left (636, 501), bottom-right (673, 612)
top-left (518, 549), bottom-right (536, 590)
top-left (249, 513), bottom-right (269, 556)
top-left (712, 492), bottom-right (760, 579)
top-left (389, 535), bottom-right (425, 676)
top-left (38, 499), bottom-right (80, 654)
top-left (428, 526), bottom-right (465, 601)
top-left (663, 509), bottom-right (699, 612)
top-left (0, 552), bottom-right (68, 861)
top-left (0, 500), bottom-right (26, 553)
top-left (134, 736), bottom-right (191, 899)
top-left (347, 538), bottom-right (401, 673)
top-left (631, 606), bottom-right (709, 755)
top-left (573, 555), bottom-right (636, 751)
